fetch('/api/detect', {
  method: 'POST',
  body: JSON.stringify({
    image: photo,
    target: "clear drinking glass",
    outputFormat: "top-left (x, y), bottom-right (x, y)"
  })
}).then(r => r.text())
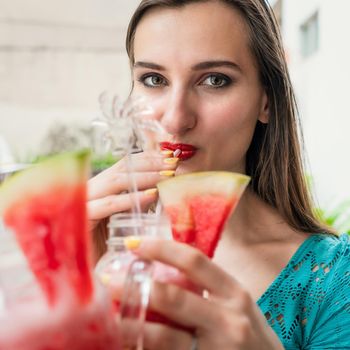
top-left (95, 212), bottom-right (202, 348)
top-left (95, 213), bottom-right (170, 349)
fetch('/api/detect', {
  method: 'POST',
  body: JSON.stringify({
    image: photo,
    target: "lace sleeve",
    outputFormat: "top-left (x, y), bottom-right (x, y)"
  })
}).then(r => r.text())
top-left (306, 238), bottom-right (350, 349)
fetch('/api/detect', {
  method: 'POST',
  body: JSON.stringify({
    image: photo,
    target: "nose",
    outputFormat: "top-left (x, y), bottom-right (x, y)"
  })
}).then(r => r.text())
top-left (160, 89), bottom-right (197, 136)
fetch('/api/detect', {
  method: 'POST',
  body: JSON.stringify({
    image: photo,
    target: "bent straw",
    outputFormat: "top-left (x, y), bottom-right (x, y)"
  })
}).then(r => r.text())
top-left (93, 93), bottom-right (145, 233)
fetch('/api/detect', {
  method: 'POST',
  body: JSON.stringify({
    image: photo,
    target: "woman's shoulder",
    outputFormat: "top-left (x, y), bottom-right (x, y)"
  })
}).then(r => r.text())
top-left (258, 234), bottom-right (350, 348)
top-left (310, 232), bottom-right (350, 248)
top-left (258, 233), bottom-right (350, 301)
top-left (283, 233), bottom-right (350, 288)
top-left (294, 233), bottom-right (350, 271)
top-left (306, 233), bottom-right (350, 298)
top-left (302, 233), bottom-right (350, 347)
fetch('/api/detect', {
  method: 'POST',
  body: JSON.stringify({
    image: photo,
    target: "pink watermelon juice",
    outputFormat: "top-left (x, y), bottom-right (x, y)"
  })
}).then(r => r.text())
top-left (0, 287), bottom-right (120, 350)
top-left (167, 194), bottom-right (238, 258)
top-left (3, 183), bottom-right (92, 306)
top-left (158, 171), bottom-right (250, 259)
top-left (0, 151), bottom-right (121, 349)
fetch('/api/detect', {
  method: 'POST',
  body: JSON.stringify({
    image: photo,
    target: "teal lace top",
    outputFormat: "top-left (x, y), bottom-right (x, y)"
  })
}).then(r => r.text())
top-left (258, 234), bottom-right (350, 349)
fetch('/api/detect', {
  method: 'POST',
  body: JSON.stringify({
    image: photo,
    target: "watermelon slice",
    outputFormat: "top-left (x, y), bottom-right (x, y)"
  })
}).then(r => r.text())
top-left (0, 151), bottom-right (92, 306)
top-left (157, 171), bottom-right (250, 258)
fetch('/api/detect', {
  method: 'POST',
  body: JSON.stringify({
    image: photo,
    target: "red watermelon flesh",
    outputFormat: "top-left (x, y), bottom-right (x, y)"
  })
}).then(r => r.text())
top-left (191, 194), bottom-right (238, 257)
top-left (0, 151), bottom-right (92, 306)
top-left (158, 172), bottom-right (250, 258)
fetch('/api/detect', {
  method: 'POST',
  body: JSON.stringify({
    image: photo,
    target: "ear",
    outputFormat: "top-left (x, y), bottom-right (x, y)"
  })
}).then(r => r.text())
top-left (258, 92), bottom-right (269, 124)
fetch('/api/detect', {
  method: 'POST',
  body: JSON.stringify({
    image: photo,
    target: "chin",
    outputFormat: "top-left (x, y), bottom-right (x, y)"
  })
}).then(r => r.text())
top-left (176, 162), bottom-right (200, 175)
top-left (175, 165), bottom-right (192, 175)
top-left (176, 160), bottom-right (215, 175)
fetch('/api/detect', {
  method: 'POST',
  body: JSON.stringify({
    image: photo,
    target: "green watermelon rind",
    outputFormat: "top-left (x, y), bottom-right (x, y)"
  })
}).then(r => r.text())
top-left (0, 150), bottom-right (90, 215)
top-left (157, 171), bottom-right (251, 206)
top-left (157, 171), bottom-right (251, 256)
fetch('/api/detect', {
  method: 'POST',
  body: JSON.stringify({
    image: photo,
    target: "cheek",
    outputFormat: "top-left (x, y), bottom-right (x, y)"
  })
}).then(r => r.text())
top-left (202, 100), bottom-right (257, 136)
top-left (200, 100), bottom-right (259, 170)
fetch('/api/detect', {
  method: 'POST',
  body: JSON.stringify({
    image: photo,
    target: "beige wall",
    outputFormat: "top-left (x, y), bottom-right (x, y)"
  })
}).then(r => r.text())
top-left (0, 0), bottom-right (140, 159)
top-left (280, 0), bottom-right (350, 207)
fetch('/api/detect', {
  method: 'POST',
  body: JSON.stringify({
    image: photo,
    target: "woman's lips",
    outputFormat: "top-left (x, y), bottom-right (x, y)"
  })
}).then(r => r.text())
top-left (160, 142), bottom-right (198, 160)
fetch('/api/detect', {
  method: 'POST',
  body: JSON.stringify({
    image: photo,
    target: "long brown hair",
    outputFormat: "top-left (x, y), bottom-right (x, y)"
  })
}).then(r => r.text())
top-left (126, 0), bottom-right (332, 235)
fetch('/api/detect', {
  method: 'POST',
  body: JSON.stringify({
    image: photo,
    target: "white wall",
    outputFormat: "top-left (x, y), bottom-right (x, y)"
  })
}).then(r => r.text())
top-left (1, 0), bottom-right (350, 208)
top-left (0, 0), bottom-right (140, 159)
top-left (281, 0), bottom-right (350, 207)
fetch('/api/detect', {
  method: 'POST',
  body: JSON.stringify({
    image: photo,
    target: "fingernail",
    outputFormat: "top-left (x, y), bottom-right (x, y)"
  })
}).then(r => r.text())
top-left (159, 170), bottom-right (175, 177)
top-left (163, 157), bottom-right (179, 164)
top-left (173, 149), bottom-right (182, 157)
top-left (161, 150), bottom-right (173, 156)
top-left (144, 188), bottom-right (158, 196)
top-left (125, 236), bottom-right (142, 250)
top-left (99, 273), bottom-right (111, 286)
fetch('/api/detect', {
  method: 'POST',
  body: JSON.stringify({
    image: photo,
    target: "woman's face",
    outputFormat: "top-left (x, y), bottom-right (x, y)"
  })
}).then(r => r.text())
top-left (132, 1), bottom-right (268, 174)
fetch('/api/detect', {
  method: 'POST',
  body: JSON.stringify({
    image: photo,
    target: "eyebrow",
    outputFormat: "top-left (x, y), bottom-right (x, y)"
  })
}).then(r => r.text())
top-left (134, 61), bottom-right (165, 70)
top-left (133, 60), bottom-right (242, 72)
top-left (192, 60), bottom-right (242, 72)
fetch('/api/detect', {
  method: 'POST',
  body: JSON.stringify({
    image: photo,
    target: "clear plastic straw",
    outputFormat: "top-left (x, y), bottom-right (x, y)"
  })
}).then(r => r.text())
top-left (92, 93), bottom-right (156, 349)
top-left (92, 93), bottom-right (158, 234)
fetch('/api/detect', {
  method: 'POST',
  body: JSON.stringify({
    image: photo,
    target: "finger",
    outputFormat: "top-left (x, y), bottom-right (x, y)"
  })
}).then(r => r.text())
top-left (106, 151), bottom-right (179, 175)
top-left (87, 190), bottom-right (158, 221)
top-left (131, 150), bottom-right (179, 169)
top-left (87, 151), bottom-right (179, 201)
top-left (134, 239), bottom-right (238, 298)
top-left (88, 171), bottom-right (174, 201)
top-left (143, 322), bottom-right (193, 350)
top-left (147, 283), bottom-right (262, 350)
top-left (148, 280), bottom-right (219, 330)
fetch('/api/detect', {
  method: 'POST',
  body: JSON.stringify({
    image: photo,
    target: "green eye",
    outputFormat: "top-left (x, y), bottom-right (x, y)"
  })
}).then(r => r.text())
top-left (202, 74), bottom-right (231, 88)
top-left (141, 74), bottom-right (166, 87)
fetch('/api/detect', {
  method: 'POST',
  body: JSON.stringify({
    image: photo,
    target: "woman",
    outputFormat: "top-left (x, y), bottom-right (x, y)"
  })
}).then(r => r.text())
top-left (89, 1), bottom-right (350, 349)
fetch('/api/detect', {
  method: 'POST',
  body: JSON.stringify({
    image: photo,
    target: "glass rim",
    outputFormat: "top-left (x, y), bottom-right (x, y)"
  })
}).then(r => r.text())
top-left (108, 213), bottom-right (160, 228)
top-left (0, 163), bottom-right (31, 175)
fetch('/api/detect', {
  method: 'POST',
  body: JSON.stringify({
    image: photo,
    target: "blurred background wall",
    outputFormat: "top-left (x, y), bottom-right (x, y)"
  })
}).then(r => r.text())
top-left (0, 0), bottom-right (139, 159)
top-left (0, 0), bottom-right (350, 210)
top-left (271, 0), bottom-right (350, 209)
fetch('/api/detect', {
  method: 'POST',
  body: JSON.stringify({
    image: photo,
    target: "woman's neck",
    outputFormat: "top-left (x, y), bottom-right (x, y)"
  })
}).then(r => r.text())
top-left (214, 189), bottom-right (310, 300)
top-left (225, 189), bottom-right (306, 246)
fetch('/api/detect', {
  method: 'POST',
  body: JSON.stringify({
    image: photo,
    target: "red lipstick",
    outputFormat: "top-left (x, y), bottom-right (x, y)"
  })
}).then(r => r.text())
top-left (160, 142), bottom-right (198, 160)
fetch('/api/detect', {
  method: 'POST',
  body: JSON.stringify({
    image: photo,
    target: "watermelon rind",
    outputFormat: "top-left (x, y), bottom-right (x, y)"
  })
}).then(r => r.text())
top-left (157, 171), bottom-right (251, 256)
top-left (157, 171), bottom-right (250, 207)
top-left (0, 150), bottom-right (90, 215)
top-left (0, 150), bottom-right (92, 305)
